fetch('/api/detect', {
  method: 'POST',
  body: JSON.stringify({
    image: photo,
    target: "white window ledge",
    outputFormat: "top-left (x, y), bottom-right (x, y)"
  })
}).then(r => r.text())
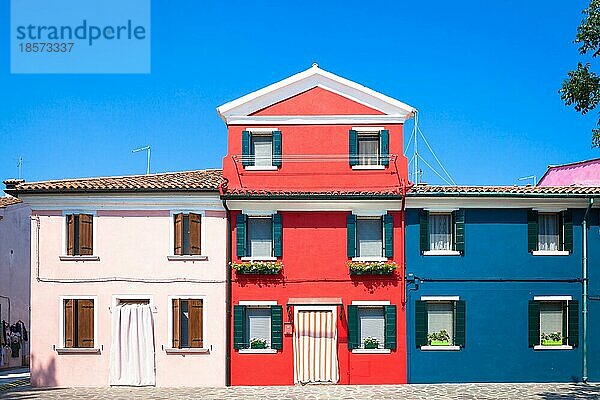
top-left (352, 257), bottom-right (388, 262)
top-left (534, 345), bottom-right (573, 351)
top-left (238, 348), bottom-right (277, 354)
top-left (59, 255), bottom-right (100, 261)
top-left (352, 348), bottom-right (391, 354)
top-left (165, 347), bottom-right (210, 354)
top-left (532, 250), bottom-right (570, 256)
top-left (167, 255), bottom-right (208, 262)
top-left (352, 165), bottom-right (385, 170)
top-left (422, 250), bottom-right (461, 256)
top-left (56, 347), bottom-right (101, 354)
top-left (420, 345), bottom-right (461, 351)
top-left (240, 256), bottom-right (277, 261)
top-left (244, 166), bottom-right (278, 171)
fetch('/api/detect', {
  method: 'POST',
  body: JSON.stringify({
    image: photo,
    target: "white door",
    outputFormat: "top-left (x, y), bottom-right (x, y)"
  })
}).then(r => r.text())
top-left (293, 307), bottom-right (339, 384)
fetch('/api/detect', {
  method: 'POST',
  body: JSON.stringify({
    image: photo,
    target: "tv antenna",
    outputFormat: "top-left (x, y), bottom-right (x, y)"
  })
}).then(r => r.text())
top-left (132, 146), bottom-right (151, 175)
top-left (518, 175), bottom-right (537, 186)
top-left (16, 157), bottom-right (23, 179)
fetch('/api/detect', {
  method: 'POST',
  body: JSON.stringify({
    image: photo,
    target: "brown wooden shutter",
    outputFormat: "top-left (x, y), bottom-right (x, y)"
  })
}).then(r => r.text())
top-left (79, 214), bottom-right (94, 255)
top-left (189, 213), bottom-right (202, 255)
top-left (174, 214), bottom-right (183, 255)
top-left (189, 299), bottom-right (204, 348)
top-left (172, 299), bottom-right (181, 348)
top-left (76, 299), bottom-right (94, 348)
top-left (66, 215), bottom-right (75, 256)
top-left (64, 299), bottom-right (75, 348)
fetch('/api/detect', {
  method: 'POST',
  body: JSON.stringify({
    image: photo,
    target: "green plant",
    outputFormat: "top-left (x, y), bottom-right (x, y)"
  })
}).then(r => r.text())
top-left (541, 332), bottom-right (563, 345)
top-left (348, 261), bottom-right (397, 275)
top-left (427, 330), bottom-right (451, 345)
top-left (250, 338), bottom-right (268, 349)
top-left (231, 261), bottom-right (283, 274)
top-left (363, 336), bottom-right (380, 349)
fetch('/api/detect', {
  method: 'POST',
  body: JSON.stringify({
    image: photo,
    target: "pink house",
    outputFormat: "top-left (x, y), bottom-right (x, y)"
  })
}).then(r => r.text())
top-left (538, 158), bottom-right (600, 186)
top-left (5, 170), bottom-right (227, 387)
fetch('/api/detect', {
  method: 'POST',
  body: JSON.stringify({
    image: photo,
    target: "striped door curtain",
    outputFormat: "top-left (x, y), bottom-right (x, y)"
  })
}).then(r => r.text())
top-left (293, 310), bottom-right (339, 384)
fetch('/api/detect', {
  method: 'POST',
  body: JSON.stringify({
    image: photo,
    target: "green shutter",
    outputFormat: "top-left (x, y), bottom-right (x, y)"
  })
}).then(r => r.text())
top-left (384, 305), bottom-right (397, 350)
top-left (454, 209), bottom-right (465, 254)
top-left (347, 305), bottom-right (359, 349)
top-left (419, 210), bottom-right (429, 253)
top-left (528, 300), bottom-right (540, 347)
top-left (242, 130), bottom-right (251, 167)
top-left (415, 301), bottom-right (428, 347)
top-left (272, 130), bottom-right (282, 167)
top-left (271, 305), bottom-right (283, 350)
top-left (349, 130), bottom-right (358, 166)
top-left (236, 214), bottom-right (247, 258)
top-left (347, 214), bottom-right (357, 258)
top-left (527, 210), bottom-right (538, 253)
top-left (380, 129), bottom-right (389, 166)
top-left (568, 300), bottom-right (579, 347)
top-left (233, 305), bottom-right (246, 349)
top-left (384, 213), bottom-right (394, 258)
top-left (563, 210), bottom-right (573, 253)
top-left (454, 300), bottom-right (466, 347)
top-left (272, 213), bottom-right (283, 257)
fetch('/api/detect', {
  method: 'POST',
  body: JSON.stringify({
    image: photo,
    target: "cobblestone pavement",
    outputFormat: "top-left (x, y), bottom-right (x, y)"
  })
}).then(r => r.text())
top-left (3, 383), bottom-right (600, 400)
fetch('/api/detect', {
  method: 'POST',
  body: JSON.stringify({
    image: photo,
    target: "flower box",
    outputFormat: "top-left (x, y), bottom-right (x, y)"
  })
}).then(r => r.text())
top-left (542, 340), bottom-right (563, 346)
top-left (250, 338), bottom-right (268, 349)
top-left (231, 261), bottom-right (283, 275)
top-left (364, 342), bottom-right (380, 349)
top-left (429, 340), bottom-right (450, 346)
top-left (348, 261), bottom-right (397, 275)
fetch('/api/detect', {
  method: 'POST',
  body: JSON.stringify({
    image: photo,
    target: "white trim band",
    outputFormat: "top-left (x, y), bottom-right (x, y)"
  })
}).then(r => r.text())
top-left (420, 296), bottom-right (460, 301)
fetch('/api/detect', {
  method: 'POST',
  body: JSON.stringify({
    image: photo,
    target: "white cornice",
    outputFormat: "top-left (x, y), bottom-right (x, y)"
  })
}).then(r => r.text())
top-left (225, 199), bottom-right (401, 212)
top-left (226, 115), bottom-right (407, 125)
top-left (406, 197), bottom-right (598, 209)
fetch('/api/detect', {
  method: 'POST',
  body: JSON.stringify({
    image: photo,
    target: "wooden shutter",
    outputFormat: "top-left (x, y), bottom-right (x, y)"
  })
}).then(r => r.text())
top-left (379, 129), bottom-right (389, 166)
top-left (347, 305), bottom-right (359, 350)
top-left (172, 299), bottom-right (181, 348)
top-left (272, 130), bottom-right (282, 167)
top-left (66, 215), bottom-right (75, 256)
top-left (454, 209), bottom-right (465, 254)
top-left (563, 210), bottom-right (573, 253)
top-left (270, 305), bottom-right (283, 350)
top-left (347, 214), bottom-right (357, 258)
top-left (77, 299), bottom-right (94, 348)
top-left (568, 300), bottom-right (579, 347)
top-left (528, 300), bottom-right (540, 347)
top-left (419, 210), bottom-right (429, 253)
top-left (79, 214), bottom-right (94, 256)
top-left (236, 214), bottom-right (247, 258)
top-left (189, 299), bottom-right (204, 348)
top-left (242, 130), bottom-right (251, 167)
top-left (415, 300), bottom-right (428, 347)
top-left (174, 213), bottom-right (183, 255)
top-left (384, 305), bottom-right (397, 350)
top-left (383, 213), bottom-right (394, 258)
top-left (527, 210), bottom-right (538, 253)
top-left (64, 299), bottom-right (75, 348)
top-left (233, 305), bottom-right (247, 349)
top-left (272, 213), bottom-right (283, 257)
top-left (454, 300), bottom-right (466, 347)
top-left (189, 213), bottom-right (202, 255)
top-left (349, 130), bottom-right (358, 166)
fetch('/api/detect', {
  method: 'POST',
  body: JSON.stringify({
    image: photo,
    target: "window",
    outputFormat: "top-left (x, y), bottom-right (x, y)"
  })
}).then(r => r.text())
top-left (429, 213), bottom-right (452, 251)
top-left (357, 134), bottom-right (379, 165)
top-left (358, 307), bottom-right (385, 349)
top-left (63, 298), bottom-right (94, 348)
top-left (66, 213), bottom-right (94, 256)
top-left (174, 213), bottom-right (201, 255)
top-left (415, 299), bottom-right (465, 349)
top-left (248, 217), bottom-right (273, 258)
top-left (241, 130), bottom-right (282, 168)
top-left (349, 129), bottom-right (389, 167)
top-left (247, 307), bottom-right (271, 348)
top-left (419, 210), bottom-right (465, 255)
top-left (172, 298), bottom-right (203, 349)
top-left (251, 135), bottom-right (273, 167)
top-left (236, 213), bottom-right (282, 259)
top-left (347, 304), bottom-right (396, 351)
top-left (233, 304), bottom-right (283, 351)
top-left (357, 218), bottom-right (383, 257)
top-left (427, 302), bottom-right (454, 345)
top-left (528, 298), bottom-right (578, 349)
top-left (528, 210), bottom-right (573, 254)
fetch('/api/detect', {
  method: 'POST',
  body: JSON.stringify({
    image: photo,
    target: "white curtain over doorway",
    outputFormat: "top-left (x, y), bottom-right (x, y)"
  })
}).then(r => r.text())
top-left (293, 309), bottom-right (339, 384)
top-left (109, 303), bottom-right (156, 386)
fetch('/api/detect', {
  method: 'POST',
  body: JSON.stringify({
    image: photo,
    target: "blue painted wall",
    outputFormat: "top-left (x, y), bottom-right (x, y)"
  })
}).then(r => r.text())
top-left (586, 208), bottom-right (600, 382)
top-left (405, 207), bottom-right (599, 383)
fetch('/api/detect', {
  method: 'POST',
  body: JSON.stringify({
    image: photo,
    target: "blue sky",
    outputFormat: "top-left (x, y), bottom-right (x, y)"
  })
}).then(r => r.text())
top-left (0, 0), bottom-right (598, 187)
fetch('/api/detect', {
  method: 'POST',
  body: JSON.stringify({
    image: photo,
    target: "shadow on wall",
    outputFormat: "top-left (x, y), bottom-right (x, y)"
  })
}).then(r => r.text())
top-left (29, 354), bottom-right (57, 388)
top-left (350, 275), bottom-right (400, 294)
top-left (538, 384), bottom-right (600, 399)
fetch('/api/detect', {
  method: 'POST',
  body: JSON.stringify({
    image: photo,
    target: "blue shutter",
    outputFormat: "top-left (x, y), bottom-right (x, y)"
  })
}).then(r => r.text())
top-left (454, 209), bottom-right (465, 254)
top-left (242, 130), bottom-right (251, 167)
top-left (380, 129), bottom-right (389, 166)
top-left (563, 210), bottom-right (573, 253)
top-left (384, 213), bottom-right (394, 258)
top-left (415, 301), bottom-right (428, 347)
top-left (272, 213), bottom-right (283, 257)
top-left (272, 130), bottom-right (282, 167)
top-left (454, 300), bottom-right (466, 347)
top-left (347, 214), bottom-right (357, 258)
top-left (527, 210), bottom-right (538, 253)
top-left (419, 210), bottom-right (429, 253)
top-left (236, 214), bottom-right (247, 257)
top-left (349, 130), bottom-right (358, 166)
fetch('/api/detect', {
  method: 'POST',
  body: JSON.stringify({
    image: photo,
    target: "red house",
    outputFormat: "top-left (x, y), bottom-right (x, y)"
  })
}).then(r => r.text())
top-left (218, 65), bottom-right (415, 385)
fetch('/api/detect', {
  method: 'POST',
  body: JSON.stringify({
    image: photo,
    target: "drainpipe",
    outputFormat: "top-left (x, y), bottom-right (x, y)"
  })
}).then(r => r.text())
top-left (582, 198), bottom-right (594, 383)
top-left (220, 181), bottom-right (232, 387)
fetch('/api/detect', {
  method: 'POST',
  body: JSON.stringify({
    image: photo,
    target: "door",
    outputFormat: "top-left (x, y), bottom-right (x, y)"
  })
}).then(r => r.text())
top-left (293, 306), bottom-right (339, 384)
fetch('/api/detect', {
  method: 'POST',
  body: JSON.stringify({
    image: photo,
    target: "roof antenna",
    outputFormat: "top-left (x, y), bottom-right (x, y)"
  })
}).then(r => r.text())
top-left (518, 175), bottom-right (537, 186)
top-left (132, 146), bottom-right (151, 175)
top-left (16, 157), bottom-right (23, 179)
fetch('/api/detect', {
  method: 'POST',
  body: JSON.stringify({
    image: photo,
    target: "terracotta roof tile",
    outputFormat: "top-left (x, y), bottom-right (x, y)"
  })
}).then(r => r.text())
top-left (0, 196), bottom-right (21, 208)
top-left (408, 184), bottom-right (600, 196)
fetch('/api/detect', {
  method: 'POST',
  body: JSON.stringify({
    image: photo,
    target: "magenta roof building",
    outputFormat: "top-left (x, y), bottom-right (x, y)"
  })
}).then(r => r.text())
top-left (538, 158), bottom-right (600, 186)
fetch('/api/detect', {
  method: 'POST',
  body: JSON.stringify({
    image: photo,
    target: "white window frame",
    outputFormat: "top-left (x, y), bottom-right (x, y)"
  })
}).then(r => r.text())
top-left (239, 300), bottom-right (278, 354)
top-left (60, 210), bottom-right (99, 261)
top-left (57, 295), bottom-right (100, 353)
top-left (533, 295), bottom-right (574, 351)
top-left (420, 295), bottom-right (461, 351)
top-left (168, 210), bottom-right (208, 261)
top-left (532, 209), bottom-right (569, 256)
top-left (423, 211), bottom-right (458, 256)
top-left (165, 295), bottom-right (209, 353)
top-left (245, 128), bottom-right (278, 171)
top-left (353, 215), bottom-right (386, 261)
top-left (242, 214), bottom-right (276, 261)
top-left (352, 127), bottom-right (386, 170)
top-left (351, 300), bottom-right (391, 354)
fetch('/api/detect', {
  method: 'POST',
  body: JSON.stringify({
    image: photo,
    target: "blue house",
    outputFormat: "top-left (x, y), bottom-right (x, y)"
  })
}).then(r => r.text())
top-left (405, 185), bottom-right (599, 383)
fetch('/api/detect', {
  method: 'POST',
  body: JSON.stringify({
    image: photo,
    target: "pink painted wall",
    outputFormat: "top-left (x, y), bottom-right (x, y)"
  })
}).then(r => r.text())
top-left (538, 158), bottom-right (600, 186)
top-left (29, 207), bottom-right (227, 387)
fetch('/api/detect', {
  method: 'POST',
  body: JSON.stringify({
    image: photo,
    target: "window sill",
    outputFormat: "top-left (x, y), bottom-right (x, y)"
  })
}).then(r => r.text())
top-left (165, 347), bottom-right (210, 354)
top-left (352, 165), bottom-right (385, 170)
top-left (533, 345), bottom-right (573, 350)
top-left (240, 256), bottom-right (277, 261)
top-left (422, 250), bottom-right (461, 256)
top-left (56, 347), bottom-right (101, 354)
top-left (352, 257), bottom-right (388, 262)
top-left (352, 348), bottom-right (391, 354)
top-left (59, 255), bottom-right (100, 261)
top-left (238, 348), bottom-right (277, 354)
top-left (167, 255), bottom-right (208, 262)
top-left (420, 345), bottom-right (461, 351)
top-left (531, 250), bottom-right (570, 256)
top-left (244, 166), bottom-right (278, 171)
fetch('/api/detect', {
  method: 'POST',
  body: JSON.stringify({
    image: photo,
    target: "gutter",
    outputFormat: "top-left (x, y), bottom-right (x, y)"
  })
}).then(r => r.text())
top-left (223, 194), bottom-right (403, 201)
top-left (220, 182), bottom-right (232, 387)
top-left (582, 198), bottom-right (594, 383)
top-left (406, 192), bottom-right (600, 199)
